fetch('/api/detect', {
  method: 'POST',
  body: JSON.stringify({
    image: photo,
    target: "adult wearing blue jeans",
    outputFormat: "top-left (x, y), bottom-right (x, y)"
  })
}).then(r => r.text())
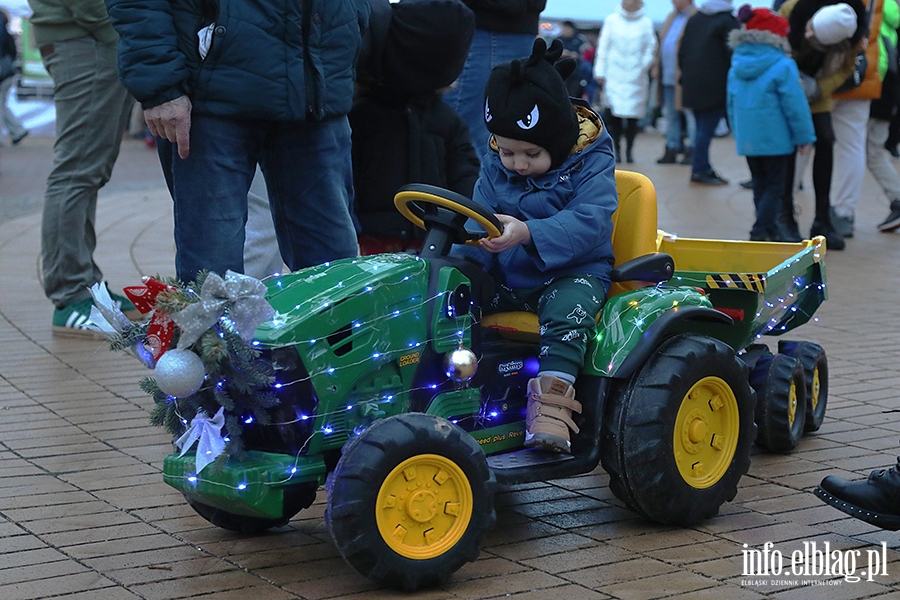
top-left (654, 0), bottom-right (696, 164)
top-left (678, 0), bottom-right (739, 185)
top-left (443, 0), bottom-right (546, 163)
top-left (105, 0), bottom-right (368, 283)
top-left (28, 0), bottom-right (138, 338)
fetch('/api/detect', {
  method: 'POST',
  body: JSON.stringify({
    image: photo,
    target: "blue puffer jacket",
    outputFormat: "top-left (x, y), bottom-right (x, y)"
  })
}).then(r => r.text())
top-left (727, 28), bottom-right (816, 156)
top-left (455, 103), bottom-right (618, 292)
top-left (105, 0), bottom-right (368, 121)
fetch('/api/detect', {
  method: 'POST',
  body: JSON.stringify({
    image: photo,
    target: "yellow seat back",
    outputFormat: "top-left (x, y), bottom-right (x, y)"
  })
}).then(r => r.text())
top-left (481, 169), bottom-right (659, 339)
top-left (609, 170), bottom-right (658, 298)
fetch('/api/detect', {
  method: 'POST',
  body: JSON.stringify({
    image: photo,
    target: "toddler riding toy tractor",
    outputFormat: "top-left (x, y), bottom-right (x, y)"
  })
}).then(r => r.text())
top-left (155, 171), bottom-right (828, 590)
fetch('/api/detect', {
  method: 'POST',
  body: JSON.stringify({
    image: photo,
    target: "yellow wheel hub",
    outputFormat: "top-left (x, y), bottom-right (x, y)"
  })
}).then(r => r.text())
top-left (810, 366), bottom-right (820, 411)
top-left (674, 376), bottom-right (740, 489)
top-left (788, 379), bottom-right (798, 428)
top-left (376, 454), bottom-right (473, 560)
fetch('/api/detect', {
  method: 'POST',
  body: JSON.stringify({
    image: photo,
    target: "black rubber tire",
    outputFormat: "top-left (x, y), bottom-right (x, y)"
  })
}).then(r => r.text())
top-left (780, 341), bottom-right (828, 432)
top-left (326, 413), bottom-right (496, 591)
top-left (750, 353), bottom-right (807, 452)
top-left (184, 483), bottom-right (317, 533)
top-left (600, 334), bottom-right (756, 526)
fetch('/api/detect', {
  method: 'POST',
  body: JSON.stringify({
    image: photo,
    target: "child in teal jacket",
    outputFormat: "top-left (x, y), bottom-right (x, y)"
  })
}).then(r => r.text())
top-left (727, 5), bottom-right (816, 241)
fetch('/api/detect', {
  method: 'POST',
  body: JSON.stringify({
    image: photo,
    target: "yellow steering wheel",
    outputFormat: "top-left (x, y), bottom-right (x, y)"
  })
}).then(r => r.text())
top-left (394, 184), bottom-right (503, 247)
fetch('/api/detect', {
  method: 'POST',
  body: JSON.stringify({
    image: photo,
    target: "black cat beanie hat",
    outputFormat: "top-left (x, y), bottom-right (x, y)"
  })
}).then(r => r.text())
top-left (483, 38), bottom-right (579, 169)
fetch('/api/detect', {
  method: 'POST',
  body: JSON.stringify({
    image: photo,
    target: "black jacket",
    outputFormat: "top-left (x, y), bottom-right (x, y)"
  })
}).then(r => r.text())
top-left (350, 89), bottom-right (480, 239)
top-left (678, 9), bottom-right (740, 110)
top-left (461, 0), bottom-right (546, 35)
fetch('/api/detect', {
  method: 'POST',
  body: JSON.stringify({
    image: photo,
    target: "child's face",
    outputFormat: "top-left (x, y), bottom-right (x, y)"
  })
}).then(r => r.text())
top-left (494, 135), bottom-right (552, 177)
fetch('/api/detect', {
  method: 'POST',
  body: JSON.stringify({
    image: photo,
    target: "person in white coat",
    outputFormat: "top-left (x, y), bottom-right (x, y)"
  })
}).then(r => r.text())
top-left (593, 0), bottom-right (657, 163)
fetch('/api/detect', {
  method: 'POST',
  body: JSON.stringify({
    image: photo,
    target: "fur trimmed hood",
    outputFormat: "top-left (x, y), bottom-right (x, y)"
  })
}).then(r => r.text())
top-left (728, 27), bottom-right (792, 53)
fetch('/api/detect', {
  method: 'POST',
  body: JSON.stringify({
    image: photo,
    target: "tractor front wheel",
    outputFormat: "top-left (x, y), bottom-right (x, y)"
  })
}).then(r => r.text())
top-left (326, 413), bottom-right (496, 591)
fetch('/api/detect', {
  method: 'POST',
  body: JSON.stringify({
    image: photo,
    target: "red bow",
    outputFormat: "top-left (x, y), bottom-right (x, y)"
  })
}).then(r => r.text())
top-left (124, 277), bottom-right (176, 359)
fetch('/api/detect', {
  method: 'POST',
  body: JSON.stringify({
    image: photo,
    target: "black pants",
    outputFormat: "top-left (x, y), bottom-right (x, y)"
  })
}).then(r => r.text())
top-left (784, 111), bottom-right (835, 224)
top-left (606, 115), bottom-right (638, 158)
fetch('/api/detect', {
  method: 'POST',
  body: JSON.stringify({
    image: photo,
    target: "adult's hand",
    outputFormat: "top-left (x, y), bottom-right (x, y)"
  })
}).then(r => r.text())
top-left (144, 95), bottom-right (192, 159)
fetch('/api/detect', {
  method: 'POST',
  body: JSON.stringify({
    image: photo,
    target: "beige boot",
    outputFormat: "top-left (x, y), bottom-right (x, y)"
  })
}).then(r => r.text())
top-left (525, 375), bottom-right (582, 453)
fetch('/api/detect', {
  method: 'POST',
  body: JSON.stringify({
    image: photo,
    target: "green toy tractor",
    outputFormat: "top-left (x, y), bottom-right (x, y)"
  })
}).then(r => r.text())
top-left (161, 171), bottom-right (828, 590)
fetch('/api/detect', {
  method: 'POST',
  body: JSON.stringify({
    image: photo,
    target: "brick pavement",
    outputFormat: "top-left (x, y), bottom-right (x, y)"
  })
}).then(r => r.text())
top-left (1, 131), bottom-right (900, 599)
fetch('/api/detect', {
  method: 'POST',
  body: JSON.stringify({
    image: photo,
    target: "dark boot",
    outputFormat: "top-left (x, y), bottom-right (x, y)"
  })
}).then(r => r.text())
top-left (815, 458), bottom-right (900, 530)
top-left (776, 198), bottom-right (802, 242)
top-left (613, 141), bottom-right (622, 163)
top-left (679, 146), bottom-right (693, 165)
top-left (625, 146), bottom-right (634, 164)
top-left (810, 220), bottom-right (845, 250)
top-left (657, 147), bottom-right (678, 164)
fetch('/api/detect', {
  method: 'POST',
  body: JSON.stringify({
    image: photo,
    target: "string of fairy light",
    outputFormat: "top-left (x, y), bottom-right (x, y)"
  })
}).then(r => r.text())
top-left (163, 245), bottom-right (828, 495)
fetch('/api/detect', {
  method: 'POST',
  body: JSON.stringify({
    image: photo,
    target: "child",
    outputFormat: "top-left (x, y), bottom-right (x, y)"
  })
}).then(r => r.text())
top-left (727, 5), bottom-right (816, 241)
top-left (350, 0), bottom-right (481, 254)
top-left (457, 38), bottom-right (618, 453)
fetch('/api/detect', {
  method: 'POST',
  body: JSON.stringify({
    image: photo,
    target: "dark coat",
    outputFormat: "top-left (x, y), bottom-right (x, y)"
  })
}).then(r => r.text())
top-left (350, 89), bottom-right (480, 239)
top-left (104, 0), bottom-right (368, 121)
top-left (461, 0), bottom-right (546, 34)
top-left (678, 9), bottom-right (740, 111)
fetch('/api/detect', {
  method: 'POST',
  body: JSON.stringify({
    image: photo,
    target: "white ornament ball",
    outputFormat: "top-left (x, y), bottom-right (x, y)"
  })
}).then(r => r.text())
top-left (154, 349), bottom-right (206, 397)
top-left (444, 346), bottom-right (478, 382)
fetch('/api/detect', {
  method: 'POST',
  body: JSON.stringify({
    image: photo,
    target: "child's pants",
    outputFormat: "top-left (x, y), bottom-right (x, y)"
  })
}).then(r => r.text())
top-left (486, 275), bottom-right (606, 378)
top-left (747, 154), bottom-right (790, 239)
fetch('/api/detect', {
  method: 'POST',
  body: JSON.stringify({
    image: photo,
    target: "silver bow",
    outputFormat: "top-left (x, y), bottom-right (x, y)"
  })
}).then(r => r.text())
top-left (172, 270), bottom-right (275, 348)
top-left (86, 283), bottom-right (156, 368)
top-left (175, 406), bottom-right (226, 473)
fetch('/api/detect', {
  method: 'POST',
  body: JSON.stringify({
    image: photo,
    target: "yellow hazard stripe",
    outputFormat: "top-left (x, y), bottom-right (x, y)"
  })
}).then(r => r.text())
top-left (705, 273), bottom-right (766, 292)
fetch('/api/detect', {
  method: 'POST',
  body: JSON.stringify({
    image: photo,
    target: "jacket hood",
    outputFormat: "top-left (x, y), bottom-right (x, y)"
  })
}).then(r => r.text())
top-left (728, 27), bottom-right (792, 53)
top-left (619, 5), bottom-right (646, 20)
top-left (699, 0), bottom-right (734, 14)
top-left (729, 35), bottom-right (788, 80)
top-left (786, 0), bottom-right (866, 50)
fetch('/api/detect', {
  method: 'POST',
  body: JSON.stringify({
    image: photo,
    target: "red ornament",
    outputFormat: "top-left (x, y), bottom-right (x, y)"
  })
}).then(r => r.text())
top-left (124, 277), bottom-right (177, 359)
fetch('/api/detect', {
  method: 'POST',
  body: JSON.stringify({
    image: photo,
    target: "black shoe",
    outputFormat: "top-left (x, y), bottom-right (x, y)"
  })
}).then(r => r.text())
top-left (773, 220), bottom-right (802, 242)
top-left (626, 149), bottom-right (634, 164)
top-left (679, 147), bottom-right (693, 165)
top-left (739, 179), bottom-right (753, 190)
top-left (886, 141), bottom-right (900, 158)
top-left (814, 460), bottom-right (900, 530)
top-left (878, 199), bottom-right (900, 232)
top-left (690, 170), bottom-right (728, 186)
top-left (810, 220), bottom-right (845, 250)
top-left (11, 130), bottom-right (29, 145)
top-left (830, 207), bottom-right (854, 238)
top-left (657, 147), bottom-right (678, 164)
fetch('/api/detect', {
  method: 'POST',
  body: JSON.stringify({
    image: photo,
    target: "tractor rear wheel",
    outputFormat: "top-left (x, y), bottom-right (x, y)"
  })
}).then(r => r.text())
top-left (601, 334), bottom-right (756, 525)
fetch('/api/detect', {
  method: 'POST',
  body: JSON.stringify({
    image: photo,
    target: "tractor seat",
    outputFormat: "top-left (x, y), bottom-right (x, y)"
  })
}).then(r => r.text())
top-left (481, 170), bottom-right (668, 341)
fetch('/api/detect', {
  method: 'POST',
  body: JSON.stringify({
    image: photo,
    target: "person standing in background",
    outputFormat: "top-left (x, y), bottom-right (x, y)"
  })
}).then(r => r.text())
top-left (593, 0), bottom-right (656, 164)
top-left (654, 0), bottom-right (697, 165)
top-left (679, 0), bottom-right (740, 185)
top-left (830, 0), bottom-right (885, 239)
top-left (443, 0), bottom-right (547, 163)
top-left (1, 8), bottom-right (29, 147)
top-left (27, 0), bottom-right (138, 337)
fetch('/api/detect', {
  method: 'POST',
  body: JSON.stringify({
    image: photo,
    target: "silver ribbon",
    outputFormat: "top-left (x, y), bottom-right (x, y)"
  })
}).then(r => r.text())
top-left (175, 406), bottom-right (226, 473)
top-left (87, 283), bottom-right (156, 368)
top-left (172, 270), bottom-right (275, 349)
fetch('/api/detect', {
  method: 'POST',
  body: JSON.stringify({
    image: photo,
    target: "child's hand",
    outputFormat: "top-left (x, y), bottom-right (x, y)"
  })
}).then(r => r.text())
top-left (479, 214), bottom-right (531, 253)
top-left (797, 144), bottom-right (812, 155)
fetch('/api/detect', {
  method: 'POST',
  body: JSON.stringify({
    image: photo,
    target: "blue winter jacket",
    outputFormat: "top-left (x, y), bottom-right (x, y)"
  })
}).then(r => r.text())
top-left (455, 104), bottom-right (618, 293)
top-left (727, 28), bottom-right (816, 156)
top-left (104, 0), bottom-right (368, 121)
